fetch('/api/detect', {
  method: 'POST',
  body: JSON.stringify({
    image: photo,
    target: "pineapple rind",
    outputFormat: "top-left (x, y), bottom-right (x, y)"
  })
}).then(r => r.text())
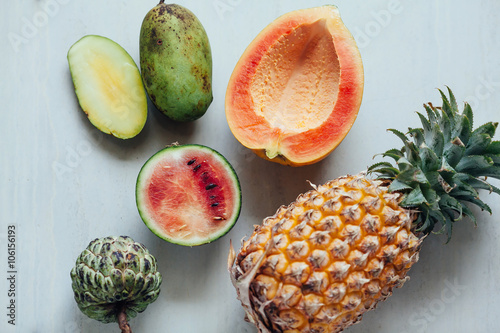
top-left (229, 173), bottom-right (423, 333)
top-left (229, 88), bottom-right (499, 333)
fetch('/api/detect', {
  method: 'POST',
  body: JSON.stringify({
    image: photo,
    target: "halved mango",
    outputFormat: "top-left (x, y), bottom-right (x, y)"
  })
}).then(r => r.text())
top-left (225, 6), bottom-right (364, 166)
top-left (68, 35), bottom-right (148, 139)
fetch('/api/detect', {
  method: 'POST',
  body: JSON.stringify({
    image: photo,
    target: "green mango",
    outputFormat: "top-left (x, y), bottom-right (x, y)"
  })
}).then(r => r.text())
top-left (140, 1), bottom-right (213, 122)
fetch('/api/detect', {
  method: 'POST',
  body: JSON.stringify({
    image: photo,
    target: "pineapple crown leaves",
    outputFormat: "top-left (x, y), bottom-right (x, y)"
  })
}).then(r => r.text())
top-left (368, 87), bottom-right (500, 242)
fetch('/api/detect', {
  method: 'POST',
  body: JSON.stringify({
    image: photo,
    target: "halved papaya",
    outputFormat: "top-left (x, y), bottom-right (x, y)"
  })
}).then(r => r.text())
top-left (136, 144), bottom-right (241, 246)
top-left (225, 6), bottom-right (364, 166)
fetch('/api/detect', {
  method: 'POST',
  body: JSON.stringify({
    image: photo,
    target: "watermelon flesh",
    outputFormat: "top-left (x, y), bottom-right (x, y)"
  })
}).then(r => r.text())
top-left (136, 145), bottom-right (241, 246)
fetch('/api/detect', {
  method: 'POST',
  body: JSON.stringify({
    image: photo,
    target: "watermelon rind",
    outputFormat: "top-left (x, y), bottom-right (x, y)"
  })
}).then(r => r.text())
top-left (136, 144), bottom-right (242, 246)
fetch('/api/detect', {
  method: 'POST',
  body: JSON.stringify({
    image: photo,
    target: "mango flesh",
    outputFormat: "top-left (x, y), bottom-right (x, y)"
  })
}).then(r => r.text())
top-left (68, 35), bottom-right (148, 139)
top-left (140, 2), bottom-right (213, 122)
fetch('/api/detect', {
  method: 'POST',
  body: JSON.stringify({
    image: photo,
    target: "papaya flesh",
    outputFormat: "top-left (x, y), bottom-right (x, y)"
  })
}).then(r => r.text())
top-left (140, 1), bottom-right (213, 122)
top-left (225, 6), bottom-right (364, 166)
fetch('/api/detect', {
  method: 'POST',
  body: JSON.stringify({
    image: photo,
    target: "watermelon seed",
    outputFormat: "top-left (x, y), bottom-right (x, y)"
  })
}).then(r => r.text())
top-left (137, 144), bottom-right (241, 246)
top-left (206, 183), bottom-right (217, 190)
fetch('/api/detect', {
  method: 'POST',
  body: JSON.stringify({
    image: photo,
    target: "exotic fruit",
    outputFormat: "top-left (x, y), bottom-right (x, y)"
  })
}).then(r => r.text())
top-left (68, 35), bottom-right (148, 139)
top-left (70, 236), bottom-right (162, 333)
top-left (228, 89), bottom-right (500, 332)
top-left (140, 1), bottom-right (213, 122)
top-left (225, 6), bottom-right (364, 166)
top-left (136, 144), bottom-right (241, 246)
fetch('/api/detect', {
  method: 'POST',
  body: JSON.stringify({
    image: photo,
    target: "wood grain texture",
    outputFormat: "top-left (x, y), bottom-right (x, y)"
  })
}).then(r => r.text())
top-left (0, 0), bottom-right (499, 332)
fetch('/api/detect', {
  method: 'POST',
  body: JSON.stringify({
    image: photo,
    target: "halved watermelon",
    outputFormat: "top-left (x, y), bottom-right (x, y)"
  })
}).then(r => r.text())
top-left (68, 35), bottom-right (148, 139)
top-left (136, 144), bottom-right (241, 246)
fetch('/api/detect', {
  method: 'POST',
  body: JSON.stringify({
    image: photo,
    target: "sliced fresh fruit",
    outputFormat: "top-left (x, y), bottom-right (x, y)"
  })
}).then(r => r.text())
top-left (228, 89), bottom-right (500, 333)
top-left (71, 236), bottom-right (162, 333)
top-left (68, 35), bottom-right (148, 139)
top-left (140, 1), bottom-right (213, 122)
top-left (225, 5), bottom-right (364, 166)
top-left (136, 144), bottom-right (241, 246)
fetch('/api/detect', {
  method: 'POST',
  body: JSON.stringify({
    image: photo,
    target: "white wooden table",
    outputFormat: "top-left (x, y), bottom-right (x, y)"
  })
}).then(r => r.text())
top-left (1, 1), bottom-right (499, 332)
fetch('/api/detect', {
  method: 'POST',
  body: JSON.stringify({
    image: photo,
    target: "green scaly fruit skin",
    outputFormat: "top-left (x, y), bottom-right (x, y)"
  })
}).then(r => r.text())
top-left (140, 1), bottom-right (213, 122)
top-left (70, 236), bottom-right (162, 324)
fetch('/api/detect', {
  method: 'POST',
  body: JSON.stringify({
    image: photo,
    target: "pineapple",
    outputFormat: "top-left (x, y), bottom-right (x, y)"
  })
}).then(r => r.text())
top-left (228, 89), bottom-right (500, 333)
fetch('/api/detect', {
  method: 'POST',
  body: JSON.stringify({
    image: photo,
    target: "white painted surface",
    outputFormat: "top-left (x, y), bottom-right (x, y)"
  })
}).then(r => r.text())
top-left (1, 0), bottom-right (499, 332)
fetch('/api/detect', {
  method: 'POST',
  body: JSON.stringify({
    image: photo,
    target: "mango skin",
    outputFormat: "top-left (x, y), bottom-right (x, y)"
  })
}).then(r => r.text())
top-left (140, 2), bottom-right (213, 122)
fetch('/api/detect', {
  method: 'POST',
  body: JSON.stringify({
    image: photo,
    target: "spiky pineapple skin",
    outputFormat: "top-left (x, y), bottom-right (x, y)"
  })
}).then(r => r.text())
top-left (229, 89), bottom-right (499, 332)
top-left (229, 173), bottom-right (423, 333)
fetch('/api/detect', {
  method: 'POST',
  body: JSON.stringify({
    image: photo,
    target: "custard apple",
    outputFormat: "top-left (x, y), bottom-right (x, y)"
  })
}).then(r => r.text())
top-left (70, 236), bottom-right (162, 330)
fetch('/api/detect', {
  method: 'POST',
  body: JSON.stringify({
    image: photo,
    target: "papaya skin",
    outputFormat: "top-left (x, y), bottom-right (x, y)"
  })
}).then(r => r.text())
top-left (140, 1), bottom-right (213, 122)
top-left (253, 149), bottom-right (322, 167)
